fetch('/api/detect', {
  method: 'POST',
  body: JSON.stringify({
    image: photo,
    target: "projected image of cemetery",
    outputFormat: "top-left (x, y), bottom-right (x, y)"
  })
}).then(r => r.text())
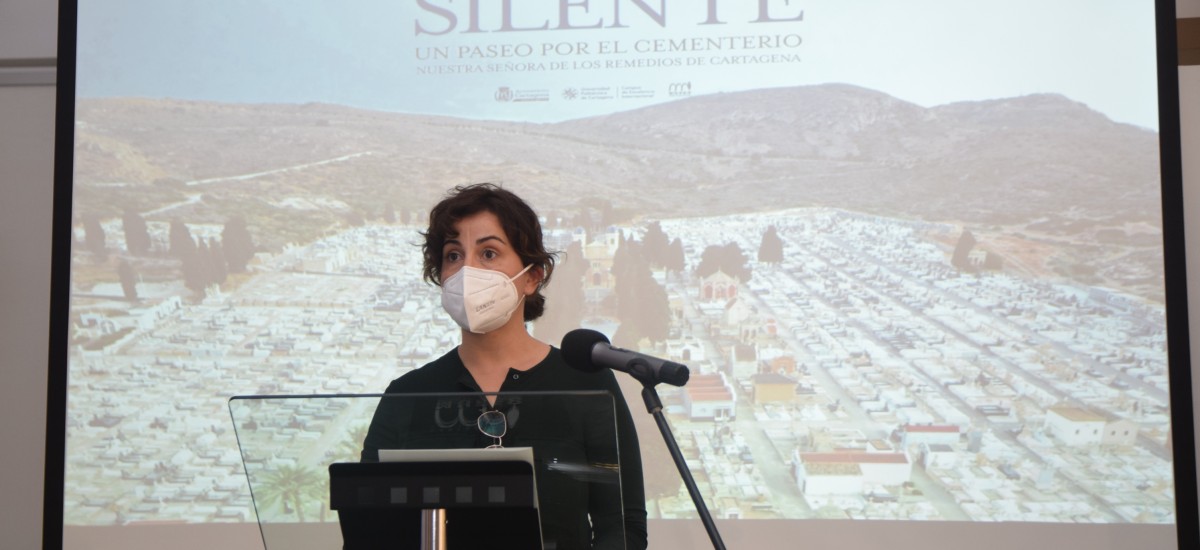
top-left (64, 91), bottom-right (1173, 525)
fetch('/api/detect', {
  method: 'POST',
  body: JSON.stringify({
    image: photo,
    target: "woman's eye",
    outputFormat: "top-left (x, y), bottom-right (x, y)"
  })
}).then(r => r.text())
top-left (445, 251), bottom-right (462, 262)
top-left (482, 249), bottom-right (498, 260)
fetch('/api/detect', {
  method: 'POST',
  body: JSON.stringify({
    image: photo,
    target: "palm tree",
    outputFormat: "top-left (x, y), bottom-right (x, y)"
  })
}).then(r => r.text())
top-left (331, 423), bottom-right (371, 463)
top-left (253, 464), bottom-right (323, 522)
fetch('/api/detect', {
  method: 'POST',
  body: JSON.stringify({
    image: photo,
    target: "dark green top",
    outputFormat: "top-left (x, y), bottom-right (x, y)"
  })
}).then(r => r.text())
top-left (362, 347), bottom-right (648, 550)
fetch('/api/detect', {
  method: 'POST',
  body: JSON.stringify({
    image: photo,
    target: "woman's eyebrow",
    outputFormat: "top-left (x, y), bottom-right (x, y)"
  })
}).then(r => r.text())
top-left (443, 235), bottom-right (506, 249)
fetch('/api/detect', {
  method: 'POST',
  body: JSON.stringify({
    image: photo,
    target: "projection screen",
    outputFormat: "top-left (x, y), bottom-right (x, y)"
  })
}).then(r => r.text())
top-left (52, 0), bottom-right (1196, 548)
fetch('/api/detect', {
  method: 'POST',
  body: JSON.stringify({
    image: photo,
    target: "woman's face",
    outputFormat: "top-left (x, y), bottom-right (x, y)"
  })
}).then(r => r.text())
top-left (440, 211), bottom-right (539, 295)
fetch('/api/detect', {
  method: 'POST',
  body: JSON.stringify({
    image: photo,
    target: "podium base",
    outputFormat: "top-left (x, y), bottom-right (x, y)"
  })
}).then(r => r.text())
top-left (337, 507), bottom-right (542, 549)
top-left (420, 508), bottom-right (447, 550)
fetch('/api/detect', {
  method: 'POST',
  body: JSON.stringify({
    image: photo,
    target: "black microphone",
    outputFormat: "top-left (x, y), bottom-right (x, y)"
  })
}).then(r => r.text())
top-left (561, 329), bottom-right (690, 387)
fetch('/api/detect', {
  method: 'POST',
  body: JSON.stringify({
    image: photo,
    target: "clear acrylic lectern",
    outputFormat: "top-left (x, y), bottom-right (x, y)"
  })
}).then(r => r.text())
top-left (229, 391), bottom-right (626, 550)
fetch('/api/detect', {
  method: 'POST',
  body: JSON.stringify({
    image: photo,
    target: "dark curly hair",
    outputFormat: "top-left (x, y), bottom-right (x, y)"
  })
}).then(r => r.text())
top-left (421, 183), bottom-right (556, 321)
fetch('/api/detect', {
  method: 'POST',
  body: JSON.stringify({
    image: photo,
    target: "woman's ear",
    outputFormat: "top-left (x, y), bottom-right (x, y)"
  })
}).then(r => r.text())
top-left (524, 265), bottom-right (544, 295)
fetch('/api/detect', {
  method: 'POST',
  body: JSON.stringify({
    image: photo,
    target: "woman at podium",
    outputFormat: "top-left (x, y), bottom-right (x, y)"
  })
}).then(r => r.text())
top-left (362, 183), bottom-right (648, 550)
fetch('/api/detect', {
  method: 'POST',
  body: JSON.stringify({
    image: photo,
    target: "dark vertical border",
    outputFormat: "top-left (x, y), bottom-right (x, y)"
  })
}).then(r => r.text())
top-left (44, 1), bottom-right (77, 548)
top-left (1157, 0), bottom-right (1199, 547)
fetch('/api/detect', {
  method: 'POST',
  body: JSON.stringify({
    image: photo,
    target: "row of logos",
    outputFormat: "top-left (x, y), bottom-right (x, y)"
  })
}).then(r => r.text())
top-left (495, 82), bottom-right (693, 102)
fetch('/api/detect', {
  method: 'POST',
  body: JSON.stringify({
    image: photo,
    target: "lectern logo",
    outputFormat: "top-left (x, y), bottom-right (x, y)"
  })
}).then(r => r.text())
top-left (495, 87), bottom-right (513, 102)
top-left (562, 88), bottom-right (578, 100)
top-left (669, 82), bottom-right (692, 97)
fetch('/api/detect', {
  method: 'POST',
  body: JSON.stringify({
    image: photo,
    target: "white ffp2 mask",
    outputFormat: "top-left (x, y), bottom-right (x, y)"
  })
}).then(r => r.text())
top-left (441, 264), bottom-right (533, 334)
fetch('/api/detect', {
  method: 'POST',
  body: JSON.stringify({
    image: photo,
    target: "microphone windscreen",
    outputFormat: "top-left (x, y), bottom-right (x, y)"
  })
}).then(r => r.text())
top-left (659, 362), bottom-right (691, 387)
top-left (561, 329), bottom-right (610, 372)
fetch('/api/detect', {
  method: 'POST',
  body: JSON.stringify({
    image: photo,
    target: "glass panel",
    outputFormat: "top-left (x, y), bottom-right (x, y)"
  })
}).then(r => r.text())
top-left (229, 391), bottom-right (625, 549)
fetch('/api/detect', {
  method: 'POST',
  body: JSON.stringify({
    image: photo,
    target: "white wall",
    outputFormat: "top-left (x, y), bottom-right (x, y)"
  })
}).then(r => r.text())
top-left (0, 0), bottom-right (57, 59)
top-left (0, 2), bottom-right (56, 548)
top-left (1182, 0), bottom-right (1200, 18)
top-left (0, 1), bottom-right (1197, 547)
top-left (0, 90), bottom-right (55, 549)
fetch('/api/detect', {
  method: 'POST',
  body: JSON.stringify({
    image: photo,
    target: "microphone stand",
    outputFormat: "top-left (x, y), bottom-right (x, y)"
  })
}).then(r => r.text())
top-left (628, 359), bottom-right (727, 550)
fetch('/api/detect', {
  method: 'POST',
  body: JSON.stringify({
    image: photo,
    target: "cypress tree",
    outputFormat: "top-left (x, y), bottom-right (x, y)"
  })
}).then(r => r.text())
top-left (208, 238), bottom-right (228, 286)
top-left (532, 241), bottom-right (587, 345)
top-left (169, 220), bottom-right (196, 259)
top-left (122, 210), bottom-right (152, 255)
top-left (84, 215), bottom-right (107, 260)
top-left (181, 238), bottom-right (207, 294)
top-left (696, 242), bottom-right (752, 282)
top-left (642, 221), bottom-right (670, 269)
top-left (758, 225), bottom-right (784, 264)
top-left (612, 241), bottom-right (671, 347)
top-left (117, 260), bottom-right (138, 301)
top-left (222, 216), bottom-right (256, 272)
top-left (666, 238), bottom-right (686, 273)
